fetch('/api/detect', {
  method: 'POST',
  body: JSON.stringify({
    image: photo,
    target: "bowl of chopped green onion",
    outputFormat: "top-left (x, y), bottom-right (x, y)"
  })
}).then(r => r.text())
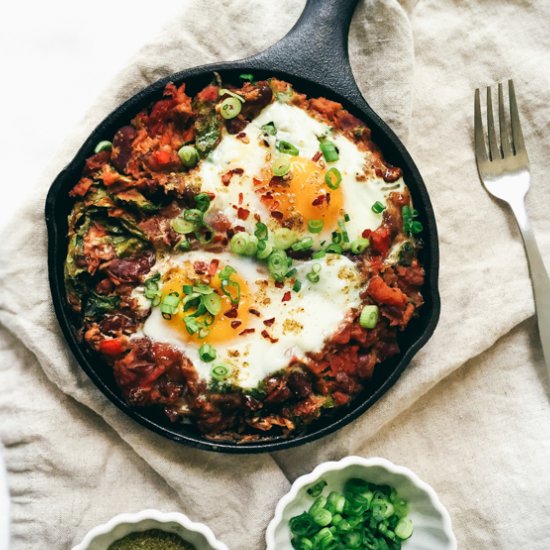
top-left (266, 456), bottom-right (456, 550)
top-left (72, 509), bottom-right (228, 550)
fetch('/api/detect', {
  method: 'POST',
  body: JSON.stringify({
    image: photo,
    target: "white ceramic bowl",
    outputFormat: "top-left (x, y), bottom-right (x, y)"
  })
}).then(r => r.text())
top-left (72, 509), bottom-right (228, 550)
top-left (266, 456), bottom-right (457, 550)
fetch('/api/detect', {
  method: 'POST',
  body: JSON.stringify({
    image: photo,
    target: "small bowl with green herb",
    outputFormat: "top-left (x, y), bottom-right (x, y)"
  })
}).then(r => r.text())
top-left (72, 509), bottom-right (228, 550)
top-left (266, 456), bottom-right (456, 550)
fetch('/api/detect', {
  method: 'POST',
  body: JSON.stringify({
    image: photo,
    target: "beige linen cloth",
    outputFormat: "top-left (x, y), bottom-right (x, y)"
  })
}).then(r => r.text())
top-left (1, 0), bottom-right (550, 548)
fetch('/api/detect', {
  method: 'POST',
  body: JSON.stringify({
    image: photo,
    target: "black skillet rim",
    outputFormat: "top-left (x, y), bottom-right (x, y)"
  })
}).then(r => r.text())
top-left (45, 63), bottom-right (440, 454)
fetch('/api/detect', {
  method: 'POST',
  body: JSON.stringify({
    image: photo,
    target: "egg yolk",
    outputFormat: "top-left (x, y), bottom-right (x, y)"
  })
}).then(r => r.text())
top-left (258, 157), bottom-right (344, 230)
top-left (160, 266), bottom-right (251, 344)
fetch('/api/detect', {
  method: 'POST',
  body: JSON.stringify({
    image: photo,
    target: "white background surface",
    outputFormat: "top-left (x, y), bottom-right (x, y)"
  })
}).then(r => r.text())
top-left (0, 0), bottom-right (189, 232)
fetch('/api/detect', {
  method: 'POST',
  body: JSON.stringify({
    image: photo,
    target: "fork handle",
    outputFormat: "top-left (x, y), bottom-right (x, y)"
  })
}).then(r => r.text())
top-left (510, 200), bottom-right (550, 373)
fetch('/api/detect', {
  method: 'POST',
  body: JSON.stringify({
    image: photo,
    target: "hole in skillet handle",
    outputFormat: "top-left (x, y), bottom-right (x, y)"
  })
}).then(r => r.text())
top-left (45, 0), bottom-right (440, 453)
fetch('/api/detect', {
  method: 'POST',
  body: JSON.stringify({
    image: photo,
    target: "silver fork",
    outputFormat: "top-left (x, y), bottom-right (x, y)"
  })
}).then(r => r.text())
top-left (474, 80), bottom-right (550, 376)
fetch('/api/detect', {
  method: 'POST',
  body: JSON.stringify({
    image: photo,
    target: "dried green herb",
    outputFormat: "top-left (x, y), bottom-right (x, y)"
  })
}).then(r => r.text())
top-left (107, 528), bottom-right (195, 550)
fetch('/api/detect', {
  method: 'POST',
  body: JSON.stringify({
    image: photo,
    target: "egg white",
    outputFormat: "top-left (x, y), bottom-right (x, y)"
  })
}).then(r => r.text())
top-left (198, 102), bottom-right (404, 243)
top-left (140, 251), bottom-right (363, 388)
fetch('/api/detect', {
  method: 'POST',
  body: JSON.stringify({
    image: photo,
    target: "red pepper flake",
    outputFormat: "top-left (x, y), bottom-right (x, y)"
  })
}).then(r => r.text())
top-left (236, 132), bottom-right (246, 139)
top-left (221, 168), bottom-right (244, 186)
top-left (208, 259), bottom-right (220, 277)
top-left (233, 225), bottom-right (246, 233)
top-left (237, 207), bottom-right (250, 220)
top-left (312, 151), bottom-right (322, 162)
top-left (206, 191), bottom-right (216, 200)
top-left (248, 308), bottom-right (261, 317)
top-left (193, 261), bottom-right (208, 275)
top-left (263, 317), bottom-right (275, 327)
top-left (254, 213), bottom-right (261, 222)
top-left (238, 192), bottom-right (243, 205)
top-left (261, 329), bottom-right (279, 343)
top-left (282, 291), bottom-right (292, 302)
top-left (224, 308), bottom-right (239, 318)
top-left (326, 192), bottom-right (331, 204)
top-left (274, 281), bottom-right (284, 289)
top-left (253, 177), bottom-right (263, 186)
top-left (312, 195), bottom-right (326, 206)
top-left (239, 328), bottom-right (256, 336)
top-left (231, 320), bottom-right (242, 329)
top-left (263, 191), bottom-right (273, 200)
top-left (271, 210), bottom-right (284, 220)
top-left (362, 229), bottom-right (372, 239)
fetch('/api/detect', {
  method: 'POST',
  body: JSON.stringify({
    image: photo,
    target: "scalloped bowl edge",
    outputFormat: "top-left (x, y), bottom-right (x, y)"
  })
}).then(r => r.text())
top-left (72, 509), bottom-right (229, 550)
top-left (265, 456), bottom-right (457, 550)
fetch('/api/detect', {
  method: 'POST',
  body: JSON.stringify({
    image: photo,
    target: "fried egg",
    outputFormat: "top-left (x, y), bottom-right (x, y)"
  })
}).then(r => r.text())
top-left (198, 102), bottom-right (404, 244)
top-left (140, 251), bottom-right (363, 388)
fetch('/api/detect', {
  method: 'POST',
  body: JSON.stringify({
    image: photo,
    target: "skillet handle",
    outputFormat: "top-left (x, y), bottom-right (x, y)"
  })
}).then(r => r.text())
top-left (249, 0), bottom-right (366, 107)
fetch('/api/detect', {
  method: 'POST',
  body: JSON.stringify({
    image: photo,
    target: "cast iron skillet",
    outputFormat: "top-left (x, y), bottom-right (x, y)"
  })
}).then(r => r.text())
top-left (46, 0), bottom-right (440, 453)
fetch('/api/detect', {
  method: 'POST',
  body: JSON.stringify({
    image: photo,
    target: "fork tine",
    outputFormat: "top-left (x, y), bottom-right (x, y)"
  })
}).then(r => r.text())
top-left (508, 79), bottom-right (526, 155)
top-left (486, 87), bottom-right (500, 160)
top-left (498, 82), bottom-right (512, 156)
top-left (474, 88), bottom-right (488, 163)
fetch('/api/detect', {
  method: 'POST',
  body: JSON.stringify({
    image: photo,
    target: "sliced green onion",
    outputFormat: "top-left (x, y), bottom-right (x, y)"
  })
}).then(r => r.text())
top-left (319, 139), bottom-right (339, 162)
top-left (183, 209), bottom-right (203, 224)
top-left (220, 97), bottom-right (242, 119)
top-left (193, 284), bottom-right (213, 295)
top-left (94, 140), bottom-right (112, 153)
top-left (194, 192), bottom-right (211, 212)
top-left (144, 273), bottom-right (161, 306)
top-left (360, 305), bottom-right (379, 329)
top-left (311, 508), bottom-right (332, 527)
top-left (326, 491), bottom-right (346, 515)
top-left (261, 122), bottom-right (277, 136)
top-left (289, 513), bottom-right (318, 538)
top-left (273, 228), bottom-right (297, 250)
top-left (325, 243), bottom-right (343, 254)
top-left (273, 156), bottom-right (291, 176)
top-left (350, 237), bottom-right (369, 254)
top-left (338, 220), bottom-right (350, 243)
top-left (230, 232), bottom-right (257, 256)
top-left (292, 280), bottom-right (302, 292)
top-left (254, 222), bottom-right (268, 241)
top-left (211, 364), bottom-right (231, 381)
top-left (221, 279), bottom-right (240, 305)
top-left (307, 480), bottom-right (327, 498)
top-left (276, 140), bottom-right (299, 156)
top-left (307, 219), bottom-right (324, 234)
top-left (324, 167), bottom-right (342, 190)
top-left (256, 239), bottom-right (273, 260)
top-left (344, 213), bottom-right (351, 222)
top-left (171, 217), bottom-right (196, 235)
top-left (291, 237), bottom-right (313, 252)
top-left (218, 265), bottom-right (236, 280)
top-left (312, 250), bottom-right (326, 260)
top-left (160, 292), bottom-right (180, 319)
top-left (182, 284), bottom-right (194, 295)
top-left (331, 231), bottom-right (342, 244)
top-left (178, 145), bottom-right (199, 168)
top-left (183, 316), bottom-right (201, 334)
top-left (199, 343), bottom-right (217, 362)
top-left (395, 518), bottom-right (414, 540)
top-left (306, 263), bottom-right (321, 283)
top-left (203, 292), bottom-right (221, 315)
top-left (218, 88), bottom-right (245, 102)
top-left (371, 200), bottom-right (385, 214)
top-left (239, 73), bottom-right (254, 82)
top-left (267, 249), bottom-right (289, 281)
